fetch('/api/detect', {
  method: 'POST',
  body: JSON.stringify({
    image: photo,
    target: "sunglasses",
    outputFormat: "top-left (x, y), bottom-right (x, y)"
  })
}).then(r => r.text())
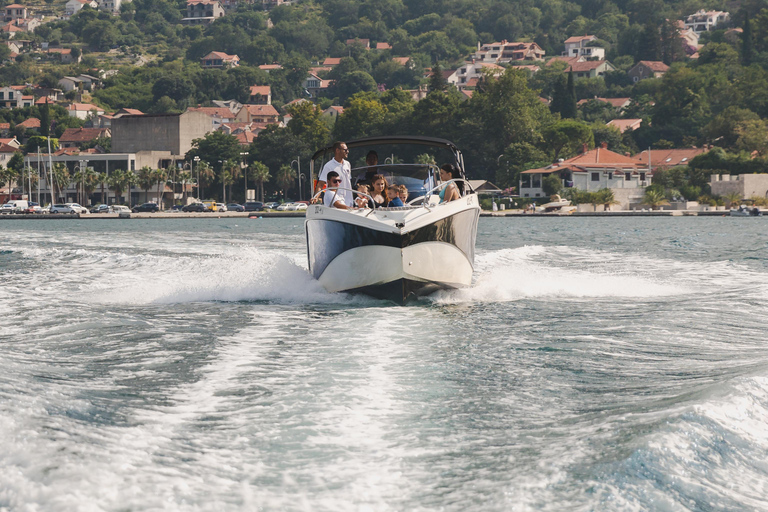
top-left (330, 179), bottom-right (341, 183)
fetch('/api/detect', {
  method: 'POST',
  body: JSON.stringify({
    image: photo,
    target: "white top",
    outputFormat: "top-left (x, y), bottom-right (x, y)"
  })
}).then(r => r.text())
top-left (323, 188), bottom-right (347, 208)
top-left (319, 158), bottom-right (352, 206)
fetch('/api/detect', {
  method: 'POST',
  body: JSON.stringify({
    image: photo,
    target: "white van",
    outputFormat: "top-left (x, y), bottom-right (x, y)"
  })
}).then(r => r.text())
top-left (1, 200), bottom-right (29, 213)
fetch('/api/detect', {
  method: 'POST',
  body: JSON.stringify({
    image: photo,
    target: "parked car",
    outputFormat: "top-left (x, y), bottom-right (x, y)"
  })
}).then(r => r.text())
top-left (132, 203), bottom-right (160, 213)
top-left (276, 203), bottom-right (293, 211)
top-left (295, 203), bottom-right (308, 211)
top-left (181, 203), bottom-right (209, 212)
top-left (90, 204), bottom-right (110, 213)
top-left (264, 202), bottom-right (280, 210)
top-left (202, 201), bottom-right (217, 211)
top-left (1, 203), bottom-right (17, 214)
top-left (216, 203), bottom-right (227, 212)
top-left (227, 203), bottom-right (245, 212)
top-left (110, 205), bottom-right (131, 214)
top-left (244, 201), bottom-right (264, 212)
top-left (66, 203), bottom-right (89, 214)
top-left (49, 204), bottom-right (77, 214)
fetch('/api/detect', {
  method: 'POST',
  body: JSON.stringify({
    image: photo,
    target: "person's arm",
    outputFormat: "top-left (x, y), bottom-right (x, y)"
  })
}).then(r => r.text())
top-left (311, 179), bottom-right (327, 204)
top-left (332, 199), bottom-right (350, 210)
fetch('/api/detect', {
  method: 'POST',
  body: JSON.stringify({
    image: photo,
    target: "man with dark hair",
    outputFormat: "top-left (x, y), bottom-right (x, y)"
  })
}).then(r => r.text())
top-left (354, 150), bottom-right (378, 187)
top-left (323, 170), bottom-right (352, 209)
top-left (315, 141), bottom-right (352, 206)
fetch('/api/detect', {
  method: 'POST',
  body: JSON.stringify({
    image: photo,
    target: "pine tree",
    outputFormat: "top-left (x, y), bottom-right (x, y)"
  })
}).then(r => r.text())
top-left (39, 101), bottom-right (50, 137)
top-left (742, 12), bottom-right (753, 66)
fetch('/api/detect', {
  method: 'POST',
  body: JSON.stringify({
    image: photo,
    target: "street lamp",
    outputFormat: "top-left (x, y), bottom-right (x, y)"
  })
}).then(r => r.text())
top-left (193, 156), bottom-right (200, 200)
top-left (240, 151), bottom-right (249, 203)
top-left (290, 157), bottom-right (301, 201)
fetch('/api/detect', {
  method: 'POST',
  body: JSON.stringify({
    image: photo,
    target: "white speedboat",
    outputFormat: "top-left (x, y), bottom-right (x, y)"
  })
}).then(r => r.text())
top-left (535, 194), bottom-right (576, 213)
top-left (305, 136), bottom-right (480, 304)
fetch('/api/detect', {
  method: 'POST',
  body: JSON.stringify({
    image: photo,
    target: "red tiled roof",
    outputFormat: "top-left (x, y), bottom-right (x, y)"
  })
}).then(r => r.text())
top-left (249, 85), bottom-right (271, 96)
top-left (632, 148), bottom-right (709, 167)
top-left (59, 127), bottom-right (110, 143)
top-left (564, 146), bottom-right (641, 166)
top-left (258, 64), bottom-right (282, 70)
top-left (569, 60), bottom-right (611, 72)
top-left (323, 57), bottom-right (342, 66)
top-left (202, 51), bottom-right (238, 61)
top-left (606, 118), bottom-right (642, 133)
top-left (0, 123), bottom-right (9, 130)
top-left (67, 102), bottom-right (101, 111)
top-left (236, 131), bottom-right (256, 144)
top-left (243, 104), bottom-right (279, 117)
top-left (18, 117), bottom-right (40, 128)
top-left (0, 142), bottom-right (17, 153)
top-left (392, 57), bottom-right (410, 65)
top-left (564, 35), bottom-right (596, 44)
top-left (636, 60), bottom-right (670, 72)
top-left (375, 42), bottom-right (392, 50)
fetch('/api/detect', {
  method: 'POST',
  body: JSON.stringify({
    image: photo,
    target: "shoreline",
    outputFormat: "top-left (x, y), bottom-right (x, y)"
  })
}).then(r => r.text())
top-left (0, 210), bottom-right (758, 220)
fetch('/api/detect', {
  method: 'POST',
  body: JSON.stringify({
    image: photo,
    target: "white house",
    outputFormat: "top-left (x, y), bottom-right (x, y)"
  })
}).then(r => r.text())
top-left (0, 85), bottom-right (27, 108)
top-left (685, 10), bottom-right (729, 32)
top-left (446, 62), bottom-right (504, 87)
top-left (473, 40), bottom-right (545, 63)
top-left (66, 102), bottom-right (104, 120)
top-left (563, 35), bottom-right (605, 60)
top-left (65, 0), bottom-right (98, 16)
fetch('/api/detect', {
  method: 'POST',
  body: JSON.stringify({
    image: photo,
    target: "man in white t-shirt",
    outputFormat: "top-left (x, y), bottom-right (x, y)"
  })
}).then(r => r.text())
top-left (323, 171), bottom-right (352, 209)
top-left (315, 141), bottom-right (352, 206)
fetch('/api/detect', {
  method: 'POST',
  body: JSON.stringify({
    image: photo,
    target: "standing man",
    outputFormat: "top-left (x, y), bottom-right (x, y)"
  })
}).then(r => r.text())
top-left (315, 141), bottom-right (352, 206)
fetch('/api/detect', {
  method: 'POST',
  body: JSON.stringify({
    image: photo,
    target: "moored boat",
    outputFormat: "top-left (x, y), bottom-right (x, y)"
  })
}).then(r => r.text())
top-left (305, 136), bottom-right (480, 304)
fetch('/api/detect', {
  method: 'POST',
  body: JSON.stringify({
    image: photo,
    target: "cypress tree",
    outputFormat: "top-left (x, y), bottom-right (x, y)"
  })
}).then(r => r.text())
top-left (39, 100), bottom-right (50, 137)
top-left (428, 62), bottom-right (447, 93)
top-left (742, 12), bottom-right (753, 66)
top-left (562, 68), bottom-right (577, 119)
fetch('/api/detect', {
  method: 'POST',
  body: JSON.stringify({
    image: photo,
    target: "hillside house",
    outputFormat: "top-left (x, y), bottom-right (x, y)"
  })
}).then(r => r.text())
top-left (568, 60), bottom-right (616, 79)
top-left (685, 10), bottom-right (729, 32)
top-left (67, 103), bottom-right (104, 120)
top-left (248, 85), bottom-right (271, 105)
top-left (235, 104), bottom-right (279, 124)
top-left (447, 62), bottom-right (504, 87)
top-left (346, 38), bottom-right (369, 49)
top-left (65, 0), bottom-right (98, 16)
top-left (607, 118), bottom-right (642, 133)
top-left (628, 61), bottom-right (670, 82)
top-left (322, 57), bottom-right (342, 67)
top-left (18, 117), bottom-right (39, 130)
top-left (577, 97), bottom-right (631, 110)
top-left (200, 51), bottom-right (239, 68)
top-left (58, 76), bottom-right (84, 92)
top-left (97, 0), bottom-right (123, 13)
top-left (0, 85), bottom-right (28, 108)
top-left (563, 35), bottom-right (605, 60)
top-left (375, 42), bottom-right (392, 50)
top-left (258, 64), bottom-right (282, 73)
top-left (4, 4), bottom-right (27, 21)
top-left (183, 0), bottom-right (224, 24)
top-left (632, 148), bottom-right (710, 171)
top-left (186, 106), bottom-right (237, 130)
top-left (47, 49), bottom-right (80, 64)
top-left (59, 127), bottom-right (111, 148)
top-left (322, 105), bottom-right (344, 121)
top-left (473, 40), bottom-right (545, 63)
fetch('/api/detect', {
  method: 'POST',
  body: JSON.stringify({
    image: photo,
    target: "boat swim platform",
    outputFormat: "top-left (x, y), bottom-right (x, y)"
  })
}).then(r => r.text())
top-left (480, 209), bottom-right (758, 217)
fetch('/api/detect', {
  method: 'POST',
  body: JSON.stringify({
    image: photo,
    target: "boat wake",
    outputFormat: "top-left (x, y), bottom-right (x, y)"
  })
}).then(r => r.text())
top-left (432, 245), bottom-right (690, 303)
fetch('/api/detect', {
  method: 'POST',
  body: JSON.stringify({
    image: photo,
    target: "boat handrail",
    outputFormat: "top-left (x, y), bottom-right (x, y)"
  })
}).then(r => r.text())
top-left (310, 187), bottom-right (378, 210)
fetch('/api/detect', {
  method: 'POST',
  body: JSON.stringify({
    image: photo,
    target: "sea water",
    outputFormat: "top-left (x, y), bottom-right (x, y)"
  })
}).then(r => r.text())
top-left (1, 217), bottom-right (767, 511)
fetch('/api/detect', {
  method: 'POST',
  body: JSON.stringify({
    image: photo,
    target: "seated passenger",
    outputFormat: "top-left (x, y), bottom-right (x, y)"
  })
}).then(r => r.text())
top-left (370, 174), bottom-right (388, 208)
top-left (438, 163), bottom-right (462, 203)
top-left (355, 183), bottom-right (373, 209)
top-left (398, 185), bottom-right (409, 204)
top-left (354, 151), bottom-right (379, 187)
top-left (323, 171), bottom-right (353, 209)
top-left (386, 185), bottom-right (404, 207)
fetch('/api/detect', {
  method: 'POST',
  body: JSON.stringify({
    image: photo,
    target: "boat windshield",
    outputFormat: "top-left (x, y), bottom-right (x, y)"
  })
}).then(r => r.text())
top-left (350, 163), bottom-right (436, 201)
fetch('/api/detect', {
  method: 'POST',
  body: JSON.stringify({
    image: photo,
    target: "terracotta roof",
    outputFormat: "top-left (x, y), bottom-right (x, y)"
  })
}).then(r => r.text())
top-left (202, 51), bottom-right (238, 61)
top-left (284, 98), bottom-right (310, 107)
top-left (461, 90), bottom-right (474, 99)
top-left (564, 35), bottom-right (596, 43)
top-left (5, 4), bottom-right (27, 8)
top-left (118, 108), bottom-right (143, 115)
top-left (67, 102), bottom-right (101, 111)
top-left (310, 66), bottom-right (332, 75)
top-left (636, 60), bottom-right (670, 72)
top-left (564, 146), bottom-right (642, 166)
top-left (0, 142), bottom-right (17, 153)
top-left (59, 127), bottom-right (110, 142)
top-left (243, 104), bottom-right (278, 117)
top-left (236, 131), bottom-right (256, 144)
top-left (375, 42), bottom-right (392, 50)
top-left (258, 64), bottom-right (282, 70)
top-left (18, 117), bottom-right (40, 128)
top-left (577, 97), bottom-right (630, 108)
top-left (546, 56), bottom-right (581, 66)
top-left (35, 97), bottom-right (55, 105)
top-left (323, 57), bottom-right (342, 66)
top-left (249, 85), bottom-right (271, 96)
top-left (0, 123), bottom-right (9, 130)
top-left (632, 148), bottom-right (709, 167)
top-left (46, 48), bottom-right (71, 54)
top-left (392, 57), bottom-right (410, 65)
top-left (606, 118), bottom-right (642, 133)
top-left (188, 106), bottom-right (237, 118)
top-left (569, 60), bottom-right (612, 72)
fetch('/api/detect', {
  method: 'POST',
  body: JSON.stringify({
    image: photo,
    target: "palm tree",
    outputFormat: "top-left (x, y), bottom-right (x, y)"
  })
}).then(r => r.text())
top-left (723, 191), bottom-right (742, 208)
top-left (137, 166), bottom-right (155, 203)
top-left (642, 188), bottom-right (670, 210)
top-left (249, 161), bottom-right (271, 202)
top-left (98, 171), bottom-right (108, 204)
top-left (595, 188), bottom-right (620, 211)
top-left (50, 163), bottom-right (71, 203)
top-left (72, 167), bottom-right (100, 206)
top-left (178, 170), bottom-right (193, 205)
top-left (153, 168), bottom-right (168, 207)
top-left (197, 161), bottom-right (214, 200)
top-left (107, 170), bottom-right (127, 205)
top-left (276, 165), bottom-right (294, 201)
top-left (220, 159), bottom-right (240, 203)
top-left (0, 166), bottom-right (15, 201)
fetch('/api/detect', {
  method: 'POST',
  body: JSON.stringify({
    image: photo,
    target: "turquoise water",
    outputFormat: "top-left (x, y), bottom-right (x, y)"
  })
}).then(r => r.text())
top-left (1, 217), bottom-right (767, 511)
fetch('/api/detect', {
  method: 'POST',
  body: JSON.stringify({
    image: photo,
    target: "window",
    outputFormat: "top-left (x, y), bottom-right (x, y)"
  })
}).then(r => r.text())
top-left (591, 172), bottom-right (600, 181)
top-left (625, 172), bottom-right (632, 181)
top-left (608, 173), bottom-right (613, 180)
top-left (639, 172), bottom-right (646, 181)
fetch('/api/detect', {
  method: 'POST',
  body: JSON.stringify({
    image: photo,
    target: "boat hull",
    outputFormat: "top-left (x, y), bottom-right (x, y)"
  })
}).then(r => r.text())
top-left (305, 197), bottom-right (480, 304)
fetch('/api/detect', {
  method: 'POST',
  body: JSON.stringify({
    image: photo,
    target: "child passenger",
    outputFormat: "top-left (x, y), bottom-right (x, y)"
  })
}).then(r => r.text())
top-left (355, 183), bottom-right (373, 208)
top-left (387, 185), bottom-right (404, 207)
top-left (398, 185), bottom-right (408, 204)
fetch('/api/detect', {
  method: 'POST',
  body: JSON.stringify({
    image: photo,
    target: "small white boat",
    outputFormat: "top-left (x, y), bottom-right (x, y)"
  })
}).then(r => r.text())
top-left (305, 136), bottom-right (480, 304)
top-left (534, 194), bottom-right (576, 213)
top-left (730, 205), bottom-right (762, 217)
